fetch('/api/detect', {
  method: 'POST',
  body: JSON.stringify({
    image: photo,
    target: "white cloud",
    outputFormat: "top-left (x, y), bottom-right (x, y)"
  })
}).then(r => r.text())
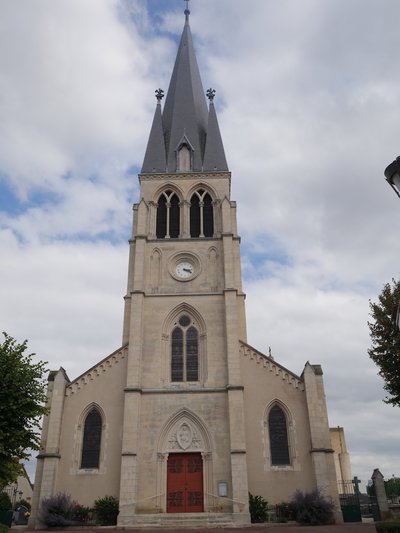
top-left (1, 0), bottom-right (399, 486)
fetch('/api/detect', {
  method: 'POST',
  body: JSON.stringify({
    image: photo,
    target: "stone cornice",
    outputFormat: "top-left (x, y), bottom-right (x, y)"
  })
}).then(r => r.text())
top-left (66, 344), bottom-right (129, 396)
top-left (310, 448), bottom-right (335, 454)
top-left (124, 386), bottom-right (233, 394)
top-left (239, 340), bottom-right (304, 390)
top-left (139, 171), bottom-right (231, 182)
top-left (37, 452), bottom-right (61, 459)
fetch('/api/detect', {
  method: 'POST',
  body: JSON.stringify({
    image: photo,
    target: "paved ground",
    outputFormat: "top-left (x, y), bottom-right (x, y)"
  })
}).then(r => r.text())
top-left (13, 523), bottom-right (377, 533)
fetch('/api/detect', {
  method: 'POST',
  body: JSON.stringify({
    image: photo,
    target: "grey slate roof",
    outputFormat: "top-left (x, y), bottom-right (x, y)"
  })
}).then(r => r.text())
top-left (142, 101), bottom-right (167, 173)
top-left (203, 101), bottom-right (228, 171)
top-left (141, 11), bottom-right (229, 174)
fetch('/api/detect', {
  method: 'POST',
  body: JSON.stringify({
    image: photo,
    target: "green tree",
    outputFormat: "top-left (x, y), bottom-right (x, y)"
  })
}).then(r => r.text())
top-left (0, 333), bottom-right (48, 488)
top-left (368, 279), bottom-right (400, 406)
top-left (385, 477), bottom-right (400, 499)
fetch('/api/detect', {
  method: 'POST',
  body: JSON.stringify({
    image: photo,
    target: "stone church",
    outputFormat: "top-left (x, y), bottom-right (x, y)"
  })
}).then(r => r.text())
top-left (30, 6), bottom-right (350, 528)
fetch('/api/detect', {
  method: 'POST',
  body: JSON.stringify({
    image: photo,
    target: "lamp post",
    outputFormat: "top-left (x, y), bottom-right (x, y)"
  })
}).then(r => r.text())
top-left (384, 156), bottom-right (400, 198)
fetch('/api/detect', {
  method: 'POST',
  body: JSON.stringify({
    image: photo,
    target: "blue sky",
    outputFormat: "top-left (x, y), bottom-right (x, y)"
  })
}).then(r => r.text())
top-left (1, 0), bottom-right (400, 486)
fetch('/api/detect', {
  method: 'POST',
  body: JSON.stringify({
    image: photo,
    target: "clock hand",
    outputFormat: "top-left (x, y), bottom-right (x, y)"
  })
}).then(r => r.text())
top-left (183, 268), bottom-right (192, 273)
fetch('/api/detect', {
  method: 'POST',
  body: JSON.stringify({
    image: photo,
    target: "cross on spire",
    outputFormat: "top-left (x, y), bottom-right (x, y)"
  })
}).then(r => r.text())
top-left (184, 0), bottom-right (190, 19)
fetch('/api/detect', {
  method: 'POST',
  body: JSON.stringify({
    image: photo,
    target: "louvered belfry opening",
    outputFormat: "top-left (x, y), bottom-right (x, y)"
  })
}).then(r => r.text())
top-left (81, 408), bottom-right (102, 469)
top-left (190, 194), bottom-right (201, 237)
top-left (203, 193), bottom-right (213, 237)
top-left (169, 194), bottom-right (180, 238)
top-left (156, 194), bottom-right (168, 238)
top-left (156, 191), bottom-right (180, 239)
top-left (190, 190), bottom-right (214, 238)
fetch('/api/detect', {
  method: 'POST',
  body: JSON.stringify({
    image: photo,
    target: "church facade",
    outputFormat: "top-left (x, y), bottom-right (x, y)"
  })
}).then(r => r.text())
top-left (30, 7), bottom-right (348, 528)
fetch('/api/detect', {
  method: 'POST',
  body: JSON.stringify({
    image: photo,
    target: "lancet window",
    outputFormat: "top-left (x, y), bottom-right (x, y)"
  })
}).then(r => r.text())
top-left (156, 190), bottom-right (180, 239)
top-left (190, 190), bottom-right (214, 238)
top-left (81, 407), bottom-right (102, 469)
top-left (171, 315), bottom-right (199, 382)
top-left (268, 404), bottom-right (290, 465)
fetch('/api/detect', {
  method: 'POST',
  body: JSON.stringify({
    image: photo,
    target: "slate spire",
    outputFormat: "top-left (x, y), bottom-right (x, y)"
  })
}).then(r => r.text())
top-left (141, 6), bottom-right (228, 173)
top-left (203, 89), bottom-right (228, 171)
top-left (142, 89), bottom-right (167, 173)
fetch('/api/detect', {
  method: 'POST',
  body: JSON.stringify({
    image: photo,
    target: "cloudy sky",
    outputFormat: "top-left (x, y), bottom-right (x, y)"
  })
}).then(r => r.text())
top-left (1, 0), bottom-right (399, 487)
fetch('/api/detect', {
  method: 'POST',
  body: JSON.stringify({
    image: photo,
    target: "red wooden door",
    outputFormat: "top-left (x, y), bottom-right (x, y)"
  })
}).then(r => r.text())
top-left (167, 453), bottom-right (204, 513)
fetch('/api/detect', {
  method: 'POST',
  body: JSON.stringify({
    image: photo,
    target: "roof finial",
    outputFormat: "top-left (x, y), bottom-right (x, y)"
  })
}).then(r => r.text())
top-left (184, 0), bottom-right (190, 22)
top-left (206, 88), bottom-right (216, 102)
top-left (155, 88), bottom-right (164, 102)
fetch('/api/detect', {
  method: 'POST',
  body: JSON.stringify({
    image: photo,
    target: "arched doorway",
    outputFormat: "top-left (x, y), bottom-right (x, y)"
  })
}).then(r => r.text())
top-left (156, 409), bottom-right (213, 513)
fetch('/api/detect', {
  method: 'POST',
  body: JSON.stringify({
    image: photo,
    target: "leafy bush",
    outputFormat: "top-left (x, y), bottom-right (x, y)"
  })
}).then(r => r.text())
top-left (0, 493), bottom-right (11, 511)
top-left (71, 504), bottom-right (93, 524)
top-left (0, 522), bottom-right (8, 533)
top-left (290, 488), bottom-right (335, 525)
top-left (39, 492), bottom-right (76, 527)
top-left (249, 493), bottom-right (268, 523)
top-left (376, 522), bottom-right (400, 533)
top-left (94, 495), bottom-right (119, 525)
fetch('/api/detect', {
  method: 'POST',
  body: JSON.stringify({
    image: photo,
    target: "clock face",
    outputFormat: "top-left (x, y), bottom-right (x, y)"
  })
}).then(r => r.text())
top-left (175, 261), bottom-right (194, 279)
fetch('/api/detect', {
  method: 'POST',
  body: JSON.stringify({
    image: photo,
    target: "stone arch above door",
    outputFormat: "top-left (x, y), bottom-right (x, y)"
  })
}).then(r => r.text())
top-left (156, 408), bottom-right (214, 512)
top-left (157, 408), bottom-right (213, 454)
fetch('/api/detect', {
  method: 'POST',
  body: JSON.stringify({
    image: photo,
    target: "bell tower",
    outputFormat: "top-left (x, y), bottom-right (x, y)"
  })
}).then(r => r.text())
top-left (118, 3), bottom-right (250, 526)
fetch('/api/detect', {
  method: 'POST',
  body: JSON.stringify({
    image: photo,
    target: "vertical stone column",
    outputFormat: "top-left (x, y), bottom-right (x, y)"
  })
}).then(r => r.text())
top-left (180, 200), bottom-right (190, 238)
top-left (29, 368), bottom-right (68, 527)
top-left (303, 363), bottom-right (343, 523)
top-left (148, 201), bottom-right (157, 238)
top-left (223, 286), bottom-right (250, 522)
top-left (118, 290), bottom-right (144, 525)
top-left (118, 442), bottom-right (139, 524)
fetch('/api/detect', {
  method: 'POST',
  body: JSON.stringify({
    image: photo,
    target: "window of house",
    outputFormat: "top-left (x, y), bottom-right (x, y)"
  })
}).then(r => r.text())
top-left (171, 315), bottom-right (199, 382)
top-left (268, 404), bottom-right (290, 465)
top-left (156, 190), bottom-right (180, 239)
top-left (81, 407), bottom-right (102, 469)
top-left (190, 190), bottom-right (214, 238)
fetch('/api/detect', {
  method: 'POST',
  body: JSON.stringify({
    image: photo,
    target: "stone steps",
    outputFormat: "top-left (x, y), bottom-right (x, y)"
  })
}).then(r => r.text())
top-left (119, 512), bottom-right (249, 528)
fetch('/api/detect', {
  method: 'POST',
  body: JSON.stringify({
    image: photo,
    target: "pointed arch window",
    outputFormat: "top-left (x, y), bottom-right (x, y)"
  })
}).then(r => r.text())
top-left (171, 315), bottom-right (199, 382)
top-left (268, 404), bottom-right (290, 466)
top-left (190, 190), bottom-right (214, 238)
top-left (81, 407), bottom-right (102, 469)
top-left (156, 190), bottom-right (180, 239)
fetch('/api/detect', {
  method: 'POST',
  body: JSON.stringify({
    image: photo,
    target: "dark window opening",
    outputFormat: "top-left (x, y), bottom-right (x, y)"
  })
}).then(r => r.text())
top-left (190, 194), bottom-right (200, 238)
top-left (190, 190), bottom-right (214, 238)
top-left (81, 408), bottom-right (102, 469)
top-left (171, 327), bottom-right (184, 381)
top-left (186, 327), bottom-right (198, 381)
top-left (170, 194), bottom-right (180, 238)
top-left (269, 405), bottom-right (290, 465)
top-left (156, 194), bottom-right (167, 238)
top-left (203, 193), bottom-right (214, 237)
top-left (171, 318), bottom-right (199, 382)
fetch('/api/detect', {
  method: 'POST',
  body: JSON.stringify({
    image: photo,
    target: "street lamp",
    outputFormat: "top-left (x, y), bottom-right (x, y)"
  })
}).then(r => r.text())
top-left (384, 156), bottom-right (400, 198)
